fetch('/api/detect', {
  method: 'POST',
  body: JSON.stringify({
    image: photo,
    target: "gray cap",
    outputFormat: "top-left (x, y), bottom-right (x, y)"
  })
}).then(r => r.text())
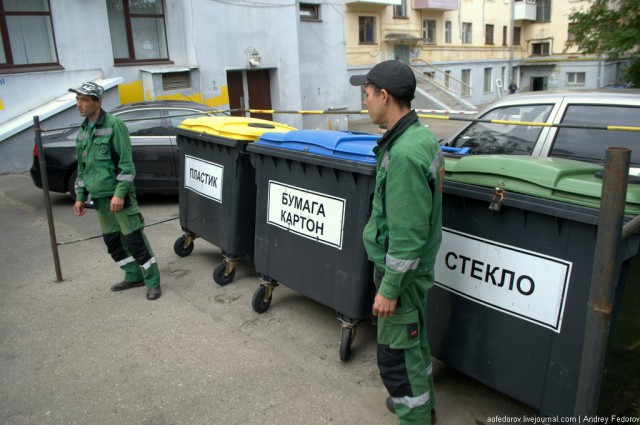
top-left (69, 81), bottom-right (104, 99)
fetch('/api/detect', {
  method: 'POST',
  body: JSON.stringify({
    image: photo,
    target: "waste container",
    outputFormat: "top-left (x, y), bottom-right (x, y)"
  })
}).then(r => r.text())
top-left (428, 154), bottom-right (640, 417)
top-left (173, 116), bottom-right (295, 285)
top-left (247, 129), bottom-right (380, 361)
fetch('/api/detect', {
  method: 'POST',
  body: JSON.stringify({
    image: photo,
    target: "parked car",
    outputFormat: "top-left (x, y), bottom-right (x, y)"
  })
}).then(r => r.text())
top-left (441, 90), bottom-right (640, 175)
top-left (31, 100), bottom-right (223, 201)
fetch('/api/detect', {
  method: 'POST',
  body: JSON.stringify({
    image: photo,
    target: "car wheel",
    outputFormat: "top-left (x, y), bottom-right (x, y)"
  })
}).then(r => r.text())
top-left (68, 169), bottom-right (78, 202)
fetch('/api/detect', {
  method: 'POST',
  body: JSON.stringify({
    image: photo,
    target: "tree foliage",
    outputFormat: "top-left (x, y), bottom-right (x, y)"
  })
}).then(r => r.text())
top-left (569, 0), bottom-right (640, 86)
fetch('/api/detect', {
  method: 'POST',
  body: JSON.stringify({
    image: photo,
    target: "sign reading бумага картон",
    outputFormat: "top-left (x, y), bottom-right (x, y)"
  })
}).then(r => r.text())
top-left (267, 181), bottom-right (346, 249)
top-left (435, 228), bottom-right (572, 332)
top-left (184, 155), bottom-right (224, 202)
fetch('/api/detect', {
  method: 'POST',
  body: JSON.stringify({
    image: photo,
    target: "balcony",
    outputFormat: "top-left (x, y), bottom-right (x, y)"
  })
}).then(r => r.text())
top-left (345, 0), bottom-right (400, 5)
top-left (514, 0), bottom-right (536, 21)
top-left (413, 0), bottom-right (459, 11)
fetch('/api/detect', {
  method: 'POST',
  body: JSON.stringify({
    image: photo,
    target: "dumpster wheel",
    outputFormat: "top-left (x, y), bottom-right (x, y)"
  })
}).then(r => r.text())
top-left (173, 234), bottom-right (195, 257)
top-left (339, 325), bottom-right (357, 362)
top-left (213, 260), bottom-right (237, 286)
top-left (252, 282), bottom-right (277, 313)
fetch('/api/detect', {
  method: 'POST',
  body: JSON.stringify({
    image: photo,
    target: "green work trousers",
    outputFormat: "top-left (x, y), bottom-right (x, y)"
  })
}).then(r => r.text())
top-left (95, 195), bottom-right (160, 288)
top-left (375, 270), bottom-right (435, 425)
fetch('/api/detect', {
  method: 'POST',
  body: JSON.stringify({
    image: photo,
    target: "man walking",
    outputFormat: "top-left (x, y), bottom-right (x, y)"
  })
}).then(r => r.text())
top-left (350, 60), bottom-right (443, 424)
top-left (70, 82), bottom-right (161, 301)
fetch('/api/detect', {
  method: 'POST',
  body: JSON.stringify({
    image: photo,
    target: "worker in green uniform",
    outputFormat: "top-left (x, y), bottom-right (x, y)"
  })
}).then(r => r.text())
top-left (70, 82), bottom-right (161, 301)
top-left (350, 60), bottom-right (444, 424)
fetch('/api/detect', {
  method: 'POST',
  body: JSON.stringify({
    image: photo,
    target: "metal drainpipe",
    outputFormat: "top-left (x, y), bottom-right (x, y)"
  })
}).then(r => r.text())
top-left (508, 0), bottom-right (514, 85)
top-left (574, 147), bottom-right (630, 415)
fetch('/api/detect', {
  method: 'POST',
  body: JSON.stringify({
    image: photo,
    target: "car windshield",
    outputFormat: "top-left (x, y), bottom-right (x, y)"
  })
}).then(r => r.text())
top-left (450, 104), bottom-right (553, 155)
top-left (549, 104), bottom-right (640, 168)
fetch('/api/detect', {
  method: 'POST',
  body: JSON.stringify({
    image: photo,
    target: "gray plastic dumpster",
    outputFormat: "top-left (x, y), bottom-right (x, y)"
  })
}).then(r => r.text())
top-left (173, 116), bottom-right (294, 285)
top-left (428, 154), bottom-right (640, 418)
top-left (247, 129), bottom-right (381, 361)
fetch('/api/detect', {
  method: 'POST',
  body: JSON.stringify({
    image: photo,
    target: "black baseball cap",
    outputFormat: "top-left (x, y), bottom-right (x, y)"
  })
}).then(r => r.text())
top-left (69, 81), bottom-right (104, 99)
top-left (350, 60), bottom-right (416, 101)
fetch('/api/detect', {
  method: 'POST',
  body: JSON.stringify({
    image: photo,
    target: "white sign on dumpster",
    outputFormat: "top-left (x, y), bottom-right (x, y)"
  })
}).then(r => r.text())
top-left (435, 228), bottom-right (572, 332)
top-left (267, 180), bottom-right (346, 249)
top-left (184, 155), bottom-right (224, 203)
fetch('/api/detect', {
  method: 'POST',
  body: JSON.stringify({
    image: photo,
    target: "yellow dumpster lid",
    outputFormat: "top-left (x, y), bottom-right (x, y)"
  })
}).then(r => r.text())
top-left (179, 116), bottom-right (296, 141)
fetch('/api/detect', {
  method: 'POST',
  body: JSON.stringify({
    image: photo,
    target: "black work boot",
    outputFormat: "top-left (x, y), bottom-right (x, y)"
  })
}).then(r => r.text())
top-left (146, 285), bottom-right (161, 301)
top-left (111, 280), bottom-right (144, 292)
top-left (385, 397), bottom-right (437, 424)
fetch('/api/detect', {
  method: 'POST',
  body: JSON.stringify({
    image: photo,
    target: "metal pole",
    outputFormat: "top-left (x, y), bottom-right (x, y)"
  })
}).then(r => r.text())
top-left (508, 0), bottom-right (515, 87)
top-left (622, 215), bottom-right (640, 241)
top-left (34, 116), bottom-right (64, 282)
top-left (574, 147), bottom-right (630, 415)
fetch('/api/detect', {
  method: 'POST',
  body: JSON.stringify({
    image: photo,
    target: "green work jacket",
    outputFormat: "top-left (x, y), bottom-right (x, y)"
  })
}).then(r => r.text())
top-left (74, 109), bottom-right (135, 202)
top-left (363, 110), bottom-right (444, 300)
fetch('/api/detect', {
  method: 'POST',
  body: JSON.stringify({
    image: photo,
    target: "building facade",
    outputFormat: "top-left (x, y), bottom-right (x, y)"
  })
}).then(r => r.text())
top-left (345, 0), bottom-right (630, 111)
top-left (0, 0), bottom-right (349, 173)
top-left (0, 1), bottom-right (632, 173)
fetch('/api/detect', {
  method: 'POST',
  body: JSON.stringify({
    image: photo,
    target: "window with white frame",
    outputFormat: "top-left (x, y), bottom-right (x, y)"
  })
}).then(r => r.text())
top-left (359, 16), bottom-right (375, 43)
top-left (423, 20), bottom-right (436, 44)
top-left (393, 0), bottom-right (407, 18)
top-left (485, 24), bottom-right (494, 45)
top-left (445, 21), bottom-right (452, 44)
top-left (567, 23), bottom-right (576, 45)
top-left (0, 0), bottom-right (59, 69)
top-left (462, 22), bottom-right (472, 44)
top-left (107, 0), bottom-right (169, 63)
top-left (566, 72), bottom-right (585, 85)
top-left (513, 27), bottom-right (521, 45)
top-left (536, 0), bottom-right (552, 23)
top-left (532, 42), bottom-right (550, 56)
top-left (300, 3), bottom-right (320, 21)
top-left (445, 70), bottom-right (451, 89)
top-left (484, 68), bottom-right (493, 93)
top-left (462, 69), bottom-right (471, 96)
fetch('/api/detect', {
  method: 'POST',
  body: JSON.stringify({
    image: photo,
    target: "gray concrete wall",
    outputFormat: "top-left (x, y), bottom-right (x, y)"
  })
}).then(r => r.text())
top-left (0, 0), bottom-right (348, 173)
top-left (0, 90), bottom-right (121, 175)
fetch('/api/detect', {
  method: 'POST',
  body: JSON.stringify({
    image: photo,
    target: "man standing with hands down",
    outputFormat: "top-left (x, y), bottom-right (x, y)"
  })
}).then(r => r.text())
top-left (70, 82), bottom-right (161, 301)
top-left (350, 60), bottom-right (444, 424)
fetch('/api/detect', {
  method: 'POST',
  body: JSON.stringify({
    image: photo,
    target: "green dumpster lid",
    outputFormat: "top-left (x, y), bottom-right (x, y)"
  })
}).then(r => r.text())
top-left (444, 155), bottom-right (640, 215)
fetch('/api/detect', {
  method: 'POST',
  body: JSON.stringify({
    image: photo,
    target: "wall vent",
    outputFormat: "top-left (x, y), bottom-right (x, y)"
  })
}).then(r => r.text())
top-left (162, 71), bottom-right (190, 90)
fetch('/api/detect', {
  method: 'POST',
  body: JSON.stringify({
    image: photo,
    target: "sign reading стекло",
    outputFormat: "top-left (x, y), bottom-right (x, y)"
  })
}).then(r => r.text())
top-left (435, 228), bottom-right (572, 332)
top-left (266, 181), bottom-right (346, 249)
top-left (184, 155), bottom-right (224, 202)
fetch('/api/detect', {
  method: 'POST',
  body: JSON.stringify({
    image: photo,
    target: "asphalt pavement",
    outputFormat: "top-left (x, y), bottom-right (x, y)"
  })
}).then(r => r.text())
top-left (0, 116), bottom-right (541, 425)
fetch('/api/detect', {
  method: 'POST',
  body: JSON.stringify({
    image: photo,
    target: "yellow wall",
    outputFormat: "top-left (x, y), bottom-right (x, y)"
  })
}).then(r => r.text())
top-left (345, 0), bottom-right (593, 67)
top-left (117, 80), bottom-right (230, 109)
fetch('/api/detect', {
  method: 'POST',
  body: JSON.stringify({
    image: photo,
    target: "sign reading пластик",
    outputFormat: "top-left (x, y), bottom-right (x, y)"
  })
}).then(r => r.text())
top-left (435, 228), bottom-right (572, 332)
top-left (184, 155), bottom-right (224, 202)
top-left (267, 181), bottom-right (346, 249)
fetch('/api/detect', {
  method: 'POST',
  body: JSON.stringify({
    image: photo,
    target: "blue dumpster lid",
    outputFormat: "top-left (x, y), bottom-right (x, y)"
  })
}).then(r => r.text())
top-left (257, 130), bottom-right (380, 164)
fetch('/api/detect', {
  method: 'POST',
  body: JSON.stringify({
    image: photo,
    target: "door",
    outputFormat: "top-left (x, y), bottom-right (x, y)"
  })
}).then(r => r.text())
top-left (226, 69), bottom-right (273, 120)
top-left (247, 70), bottom-right (272, 121)
top-left (394, 44), bottom-right (410, 64)
top-left (531, 77), bottom-right (548, 91)
top-left (227, 70), bottom-right (244, 117)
